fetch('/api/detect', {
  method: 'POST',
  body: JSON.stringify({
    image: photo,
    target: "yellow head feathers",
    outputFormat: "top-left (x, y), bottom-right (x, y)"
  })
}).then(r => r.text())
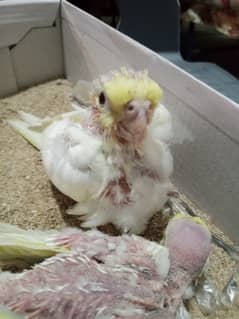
top-left (103, 68), bottom-right (163, 114)
top-left (171, 213), bottom-right (208, 228)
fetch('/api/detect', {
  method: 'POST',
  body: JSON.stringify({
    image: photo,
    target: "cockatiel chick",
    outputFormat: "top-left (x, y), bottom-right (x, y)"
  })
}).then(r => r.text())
top-left (0, 215), bottom-right (212, 319)
top-left (8, 68), bottom-right (173, 234)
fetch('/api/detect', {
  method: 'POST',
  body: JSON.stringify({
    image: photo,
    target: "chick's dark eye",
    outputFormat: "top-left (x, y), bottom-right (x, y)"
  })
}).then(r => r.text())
top-left (127, 105), bottom-right (134, 111)
top-left (99, 92), bottom-right (106, 105)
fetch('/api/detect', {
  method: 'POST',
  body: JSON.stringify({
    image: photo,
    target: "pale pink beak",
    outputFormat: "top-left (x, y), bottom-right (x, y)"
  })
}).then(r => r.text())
top-left (116, 99), bottom-right (153, 144)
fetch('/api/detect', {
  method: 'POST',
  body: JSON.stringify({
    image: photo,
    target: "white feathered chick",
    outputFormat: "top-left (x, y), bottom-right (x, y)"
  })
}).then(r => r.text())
top-left (8, 68), bottom-right (173, 234)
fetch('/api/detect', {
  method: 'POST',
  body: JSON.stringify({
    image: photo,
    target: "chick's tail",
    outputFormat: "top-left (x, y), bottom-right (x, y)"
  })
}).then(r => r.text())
top-left (7, 107), bottom-right (83, 150)
top-left (0, 306), bottom-right (25, 319)
top-left (7, 111), bottom-right (48, 150)
top-left (0, 223), bottom-right (69, 269)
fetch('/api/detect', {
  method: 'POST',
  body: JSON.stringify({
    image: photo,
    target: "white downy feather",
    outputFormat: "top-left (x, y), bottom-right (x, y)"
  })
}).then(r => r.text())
top-left (41, 118), bottom-right (113, 203)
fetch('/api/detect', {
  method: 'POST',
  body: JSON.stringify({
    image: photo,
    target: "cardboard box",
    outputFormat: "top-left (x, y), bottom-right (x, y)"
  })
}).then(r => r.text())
top-left (1, 0), bottom-right (239, 242)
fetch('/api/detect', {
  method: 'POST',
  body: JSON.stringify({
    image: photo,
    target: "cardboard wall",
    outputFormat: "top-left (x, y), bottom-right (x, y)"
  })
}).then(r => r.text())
top-left (0, 0), bottom-right (64, 97)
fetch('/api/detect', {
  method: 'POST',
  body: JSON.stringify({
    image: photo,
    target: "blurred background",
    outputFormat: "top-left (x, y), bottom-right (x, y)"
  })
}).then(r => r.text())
top-left (180, 0), bottom-right (239, 78)
top-left (67, 0), bottom-right (239, 101)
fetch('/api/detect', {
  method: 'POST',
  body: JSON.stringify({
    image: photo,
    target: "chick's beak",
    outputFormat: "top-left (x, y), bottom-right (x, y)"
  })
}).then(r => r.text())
top-left (116, 99), bottom-right (153, 144)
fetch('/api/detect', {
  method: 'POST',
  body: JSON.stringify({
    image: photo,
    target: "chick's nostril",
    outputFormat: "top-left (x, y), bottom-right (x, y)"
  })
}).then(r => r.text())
top-left (125, 104), bottom-right (139, 121)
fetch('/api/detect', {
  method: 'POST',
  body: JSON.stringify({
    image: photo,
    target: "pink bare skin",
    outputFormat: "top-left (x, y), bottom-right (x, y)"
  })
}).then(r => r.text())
top-left (88, 99), bottom-right (159, 209)
top-left (115, 99), bottom-right (153, 145)
top-left (162, 217), bottom-right (212, 310)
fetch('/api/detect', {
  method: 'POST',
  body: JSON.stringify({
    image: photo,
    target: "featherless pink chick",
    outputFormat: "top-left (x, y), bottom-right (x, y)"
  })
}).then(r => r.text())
top-left (0, 215), bottom-right (211, 319)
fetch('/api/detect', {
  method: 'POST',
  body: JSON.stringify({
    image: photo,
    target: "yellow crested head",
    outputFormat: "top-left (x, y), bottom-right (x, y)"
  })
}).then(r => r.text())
top-left (103, 68), bottom-right (163, 114)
